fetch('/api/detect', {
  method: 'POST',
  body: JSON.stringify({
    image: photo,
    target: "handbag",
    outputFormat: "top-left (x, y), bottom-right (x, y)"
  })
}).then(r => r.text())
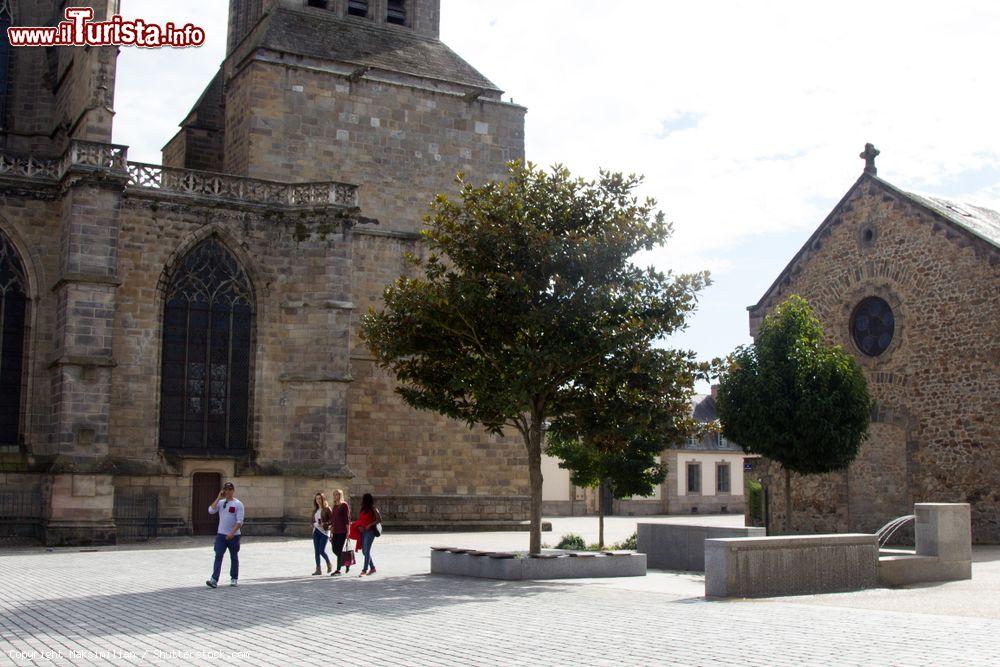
top-left (342, 538), bottom-right (356, 567)
top-left (373, 509), bottom-right (383, 537)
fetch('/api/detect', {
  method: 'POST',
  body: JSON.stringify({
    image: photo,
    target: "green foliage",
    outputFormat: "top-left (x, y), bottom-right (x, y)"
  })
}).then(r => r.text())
top-left (555, 533), bottom-right (587, 550)
top-left (546, 346), bottom-right (703, 500)
top-left (609, 531), bottom-right (637, 551)
top-left (359, 162), bottom-right (709, 552)
top-left (747, 479), bottom-right (764, 522)
top-left (716, 295), bottom-right (871, 475)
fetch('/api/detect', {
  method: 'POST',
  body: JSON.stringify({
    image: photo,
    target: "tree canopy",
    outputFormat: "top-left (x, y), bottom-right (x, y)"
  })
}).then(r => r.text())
top-left (715, 294), bottom-right (871, 530)
top-left (360, 162), bottom-right (709, 553)
top-left (546, 346), bottom-right (703, 546)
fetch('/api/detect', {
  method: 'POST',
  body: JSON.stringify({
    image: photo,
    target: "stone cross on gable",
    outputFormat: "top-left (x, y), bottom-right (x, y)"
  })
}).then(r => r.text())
top-left (860, 143), bottom-right (880, 175)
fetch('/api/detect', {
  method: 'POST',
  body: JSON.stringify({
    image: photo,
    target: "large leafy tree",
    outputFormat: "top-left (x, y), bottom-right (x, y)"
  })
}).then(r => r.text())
top-left (360, 162), bottom-right (709, 553)
top-left (546, 346), bottom-right (703, 548)
top-left (715, 295), bottom-right (871, 532)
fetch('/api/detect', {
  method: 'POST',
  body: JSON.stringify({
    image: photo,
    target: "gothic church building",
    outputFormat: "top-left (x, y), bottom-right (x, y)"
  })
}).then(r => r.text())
top-left (746, 149), bottom-right (999, 543)
top-left (0, 0), bottom-right (529, 544)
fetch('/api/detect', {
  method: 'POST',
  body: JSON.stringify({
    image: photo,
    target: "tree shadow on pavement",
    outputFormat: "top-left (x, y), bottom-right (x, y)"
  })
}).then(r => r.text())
top-left (3, 573), bottom-right (569, 640)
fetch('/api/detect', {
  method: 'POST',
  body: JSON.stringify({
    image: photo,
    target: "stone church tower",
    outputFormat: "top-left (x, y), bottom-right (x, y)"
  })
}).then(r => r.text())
top-left (0, 0), bottom-right (529, 544)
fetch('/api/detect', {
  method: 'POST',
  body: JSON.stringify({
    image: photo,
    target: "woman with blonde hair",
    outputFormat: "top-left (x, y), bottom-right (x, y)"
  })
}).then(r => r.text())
top-left (328, 489), bottom-right (352, 575)
top-left (311, 492), bottom-right (333, 575)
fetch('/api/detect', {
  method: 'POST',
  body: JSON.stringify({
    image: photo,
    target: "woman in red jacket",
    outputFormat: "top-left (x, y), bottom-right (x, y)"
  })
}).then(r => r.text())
top-left (353, 493), bottom-right (382, 576)
top-left (329, 489), bottom-right (351, 575)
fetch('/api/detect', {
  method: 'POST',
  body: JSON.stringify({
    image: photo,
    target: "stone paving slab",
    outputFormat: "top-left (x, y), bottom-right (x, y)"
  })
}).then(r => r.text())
top-left (0, 521), bottom-right (997, 666)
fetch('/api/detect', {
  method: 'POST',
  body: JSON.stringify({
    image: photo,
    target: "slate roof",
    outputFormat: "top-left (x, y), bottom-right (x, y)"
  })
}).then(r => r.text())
top-left (691, 394), bottom-right (718, 423)
top-left (259, 8), bottom-right (501, 92)
top-left (897, 188), bottom-right (1000, 249)
top-left (750, 173), bottom-right (1000, 314)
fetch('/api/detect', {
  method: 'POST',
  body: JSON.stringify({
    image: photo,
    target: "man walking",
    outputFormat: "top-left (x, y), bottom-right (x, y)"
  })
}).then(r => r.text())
top-left (206, 481), bottom-right (244, 588)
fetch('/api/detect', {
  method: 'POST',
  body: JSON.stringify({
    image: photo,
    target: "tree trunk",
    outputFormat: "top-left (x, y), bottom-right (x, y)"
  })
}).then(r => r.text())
top-left (525, 409), bottom-right (545, 555)
top-left (598, 481), bottom-right (605, 550)
top-left (784, 466), bottom-right (792, 534)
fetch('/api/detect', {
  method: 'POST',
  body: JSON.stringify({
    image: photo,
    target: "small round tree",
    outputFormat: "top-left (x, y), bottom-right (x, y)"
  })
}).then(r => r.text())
top-left (715, 295), bottom-right (871, 532)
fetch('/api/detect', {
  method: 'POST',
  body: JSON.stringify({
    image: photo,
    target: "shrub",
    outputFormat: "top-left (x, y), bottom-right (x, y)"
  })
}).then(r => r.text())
top-left (608, 531), bottom-right (637, 551)
top-left (748, 479), bottom-right (764, 522)
top-left (555, 533), bottom-right (587, 550)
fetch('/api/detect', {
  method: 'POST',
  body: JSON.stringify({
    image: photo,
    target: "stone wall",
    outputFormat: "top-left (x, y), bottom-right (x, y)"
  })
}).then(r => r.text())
top-left (222, 59), bottom-right (526, 234)
top-left (749, 177), bottom-right (1000, 542)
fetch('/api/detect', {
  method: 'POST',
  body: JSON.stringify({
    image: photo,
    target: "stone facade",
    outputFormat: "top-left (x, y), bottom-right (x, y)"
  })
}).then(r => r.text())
top-left (746, 159), bottom-right (1000, 543)
top-left (0, 0), bottom-right (529, 544)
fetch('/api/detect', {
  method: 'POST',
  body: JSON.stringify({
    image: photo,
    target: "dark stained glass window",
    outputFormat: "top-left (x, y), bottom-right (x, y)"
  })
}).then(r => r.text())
top-left (0, 228), bottom-right (27, 447)
top-left (159, 238), bottom-right (254, 455)
top-left (851, 296), bottom-right (894, 357)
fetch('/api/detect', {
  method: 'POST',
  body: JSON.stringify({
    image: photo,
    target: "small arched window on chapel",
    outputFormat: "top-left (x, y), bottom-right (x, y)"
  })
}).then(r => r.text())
top-left (0, 228), bottom-right (28, 448)
top-left (347, 0), bottom-right (369, 18)
top-left (159, 238), bottom-right (254, 455)
top-left (387, 0), bottom-right (406, 25)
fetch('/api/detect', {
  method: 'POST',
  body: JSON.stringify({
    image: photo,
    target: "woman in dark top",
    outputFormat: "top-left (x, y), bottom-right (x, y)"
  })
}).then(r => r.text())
top-left (354, 492), bottom-right (381, 576)
top-left (329, 489), bottom-right (351, 575)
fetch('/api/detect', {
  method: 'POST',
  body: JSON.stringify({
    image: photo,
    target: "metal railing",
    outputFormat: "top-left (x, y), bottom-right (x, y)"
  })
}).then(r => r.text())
top-left (113, 491), bottom-right (160, 543)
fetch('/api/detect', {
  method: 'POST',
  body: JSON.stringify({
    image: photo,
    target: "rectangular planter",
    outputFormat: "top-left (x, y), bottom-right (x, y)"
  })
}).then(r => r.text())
top-left (430, 549), bottom-right (646, 580)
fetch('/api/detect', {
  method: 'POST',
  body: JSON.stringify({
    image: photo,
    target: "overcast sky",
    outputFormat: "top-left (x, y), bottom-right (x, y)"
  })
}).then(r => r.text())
top-left (113, 1), bottom-right (1000, 391)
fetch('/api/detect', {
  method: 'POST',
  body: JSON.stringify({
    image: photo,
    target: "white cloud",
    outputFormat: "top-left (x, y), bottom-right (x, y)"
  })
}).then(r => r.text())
top-left (112, 0), bottom-right (1000, 378)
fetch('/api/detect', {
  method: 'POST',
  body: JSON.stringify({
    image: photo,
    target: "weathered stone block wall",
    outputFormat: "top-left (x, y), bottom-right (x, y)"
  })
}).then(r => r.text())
top-left (109, 196), bottom-right (354, 475)
top-left (347, 231), bottom-right (529, 511)
top-left (224, 60), bottom-right (526, 233)
top-left (750, 180), bottom-right (1000, 542)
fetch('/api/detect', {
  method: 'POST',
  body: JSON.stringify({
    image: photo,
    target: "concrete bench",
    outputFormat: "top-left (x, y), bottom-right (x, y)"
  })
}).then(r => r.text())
top-left (705, 533), bottom-right (879, 598)
top-left (636, 523), bottom-right (765, 571)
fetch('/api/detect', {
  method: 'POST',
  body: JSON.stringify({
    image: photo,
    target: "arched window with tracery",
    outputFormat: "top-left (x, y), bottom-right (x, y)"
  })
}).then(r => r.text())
top-left (159, 238), bottom-right (254, 454)
top-left (0, 228), bottom-right (28, 447)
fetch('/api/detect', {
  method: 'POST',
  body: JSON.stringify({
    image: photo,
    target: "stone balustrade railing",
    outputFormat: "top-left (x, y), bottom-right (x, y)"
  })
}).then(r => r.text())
top-left (0, 140), bottom-right (358, 208)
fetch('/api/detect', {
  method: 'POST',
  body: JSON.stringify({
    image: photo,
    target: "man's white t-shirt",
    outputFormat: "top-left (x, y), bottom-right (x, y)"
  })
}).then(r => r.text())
top-left (209, 498), bottom-right (245, 536)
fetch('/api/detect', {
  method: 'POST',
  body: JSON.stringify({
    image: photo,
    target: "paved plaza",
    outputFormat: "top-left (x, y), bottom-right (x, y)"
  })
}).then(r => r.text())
top-left (1, 516), bottom-right (998, 666)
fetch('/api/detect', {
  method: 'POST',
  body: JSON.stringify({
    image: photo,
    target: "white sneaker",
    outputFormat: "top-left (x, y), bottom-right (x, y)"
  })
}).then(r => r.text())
top-left (230, 579), bottom-right (238, 587)
top-left (206, 578), bottom-right (218, 588)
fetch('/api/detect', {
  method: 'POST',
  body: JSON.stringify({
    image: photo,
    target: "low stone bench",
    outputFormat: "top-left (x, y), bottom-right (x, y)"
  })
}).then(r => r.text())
top-left (704, 534), bottom-right (879, 598)
top-left (431, 548), bottom-right (647, 580)
top-left (637, 523), bottom-right (765, 571)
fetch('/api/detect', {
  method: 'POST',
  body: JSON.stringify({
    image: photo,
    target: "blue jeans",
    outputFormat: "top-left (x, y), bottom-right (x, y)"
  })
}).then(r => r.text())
top-left (212, 534), bottom-right (240, 581)
top-left (361, 529), bottom-right (376, 571)
top-left (313, 529), bottom-right (331, 568)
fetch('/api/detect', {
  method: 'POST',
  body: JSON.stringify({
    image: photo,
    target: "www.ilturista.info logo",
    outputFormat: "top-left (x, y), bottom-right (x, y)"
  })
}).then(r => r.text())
top-left (7, 7), bottom-right (206, 48)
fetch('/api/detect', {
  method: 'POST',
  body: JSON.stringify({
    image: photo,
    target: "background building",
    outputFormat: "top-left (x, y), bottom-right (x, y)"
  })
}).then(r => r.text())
top-left (0, 0), bottom-right (529, 544)
top-left (746, 149), bottom-right (999, 543)
top-left (542, 390), bottom-right (747, 517)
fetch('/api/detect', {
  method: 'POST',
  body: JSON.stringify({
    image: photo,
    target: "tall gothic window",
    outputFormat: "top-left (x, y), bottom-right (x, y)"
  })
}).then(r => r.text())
top-left (0, 0), bottom-right (13, 129)
top-left (0, 229), bottom-right (28, 447)
top-left (159, 238), bottom-right (254, 455)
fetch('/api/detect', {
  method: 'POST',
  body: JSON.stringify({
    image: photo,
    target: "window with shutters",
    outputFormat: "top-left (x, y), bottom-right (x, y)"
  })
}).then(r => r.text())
top-left (387, 0), bottom-right (406, 25)
top-left (347, 0), bottom-right (369, 17)
top-left (159, 238), bottom-right (254, 455)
